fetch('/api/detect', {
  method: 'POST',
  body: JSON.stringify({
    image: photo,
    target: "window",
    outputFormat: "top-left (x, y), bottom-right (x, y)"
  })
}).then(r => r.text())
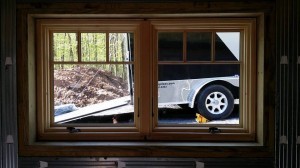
top-left (150, 19), bottom-right (257, 141)
top-left (52, 32), bottom-right (134, 124)
top-left (156, 31), bottom-right (240, 122)
top-left (35, 18), bottom-right (257, 141)
top-left (36, 20), bottom-right (141, 140)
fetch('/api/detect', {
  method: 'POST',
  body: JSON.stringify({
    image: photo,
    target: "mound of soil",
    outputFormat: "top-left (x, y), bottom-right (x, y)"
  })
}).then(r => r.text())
top-left (54, 66), bottom-right (129, 107)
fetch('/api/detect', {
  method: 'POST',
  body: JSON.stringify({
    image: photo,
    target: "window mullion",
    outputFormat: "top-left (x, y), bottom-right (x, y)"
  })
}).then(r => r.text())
top-left (78, 31), bottom-right (82, 63)
top-left (211, 31), bottom-right (216, 62)
top-left (183, 31), bottom-right (187, 63)
top-left (106, 32), bottom-right (109, 62)
top-left (138, 20), bottom-right (152, 136)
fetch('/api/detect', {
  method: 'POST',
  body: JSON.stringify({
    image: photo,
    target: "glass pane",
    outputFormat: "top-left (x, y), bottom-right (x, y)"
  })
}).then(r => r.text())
top-left (215, 32), bottom-right (240, 61)
top-left (158, 32), bottom-right (183, 61)
top-left (53, 64), bottom-right (134, 124)
top-left (81, 33), bottom-right (106, 62)
top-left (53, 33), bottom-right (78, 62)
top-left (157, 64), bottom-right (240, 125)
top-left (187, 32), bottom-right (212, 61)
top-left (109, 33), bottom-right (134, 62)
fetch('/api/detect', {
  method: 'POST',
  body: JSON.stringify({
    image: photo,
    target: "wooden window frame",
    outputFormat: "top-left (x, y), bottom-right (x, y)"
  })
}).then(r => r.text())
top-left (36, 19), bottom-right (143, 141)
top-left (149, 19), bottom-right (257, 141)
top-left (35, 18), bottom-right (257, 142)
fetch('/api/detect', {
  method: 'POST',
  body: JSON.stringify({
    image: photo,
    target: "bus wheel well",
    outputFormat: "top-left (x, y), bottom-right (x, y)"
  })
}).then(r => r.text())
top-left (195, 80), bottom-right (239, 104)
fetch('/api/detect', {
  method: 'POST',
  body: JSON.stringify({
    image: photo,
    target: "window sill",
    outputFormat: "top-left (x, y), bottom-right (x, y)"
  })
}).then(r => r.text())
top-left (32, 141), bottom-right (264, 147)
top-left (20, 141), bottom-right (272, 158)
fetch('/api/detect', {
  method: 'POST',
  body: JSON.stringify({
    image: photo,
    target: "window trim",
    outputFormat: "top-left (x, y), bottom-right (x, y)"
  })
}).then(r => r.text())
top-left (35, 18), bottom-right (258, 141)
top-left (35, 19), bottom-right (143, 141)
top-left (149, 19), bottom-right (257, 141)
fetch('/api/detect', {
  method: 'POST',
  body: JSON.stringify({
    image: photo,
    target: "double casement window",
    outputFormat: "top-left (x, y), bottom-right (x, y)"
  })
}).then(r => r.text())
top-left (35, 18), bottom-right (258, 141)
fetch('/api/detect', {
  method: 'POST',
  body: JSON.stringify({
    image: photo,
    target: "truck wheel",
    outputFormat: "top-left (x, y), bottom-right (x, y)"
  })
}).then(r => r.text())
top-left (197, 85), bottom-right (234, 120)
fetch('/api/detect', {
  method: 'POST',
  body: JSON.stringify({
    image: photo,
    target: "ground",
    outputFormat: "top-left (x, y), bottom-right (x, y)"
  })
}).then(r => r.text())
top-left (54, 66), bottom-right (129, 108)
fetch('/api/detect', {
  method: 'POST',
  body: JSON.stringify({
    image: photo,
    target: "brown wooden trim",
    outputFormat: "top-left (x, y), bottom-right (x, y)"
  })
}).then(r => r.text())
top-left (19, 144), bottom-right (273, 158)
top-left (151, 18), bottom-right (256, 140)
top-left (211, 31), bottom-right (216, 62)
top-left (78, 31), bottom-right (82, 63)
top-left (105, 32), bottom-right (109, 62)
top-left (183, 31), bottom-right (187, 62)
top-left (139, 20), bottom-right (152, 136)
top-left (16, 1), bottom-right (274, 15)
top-left (35, 19), bottom-right (144, 141)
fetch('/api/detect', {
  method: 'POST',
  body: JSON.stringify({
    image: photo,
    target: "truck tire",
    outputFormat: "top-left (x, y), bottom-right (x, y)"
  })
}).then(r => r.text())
top-left (197, 85), bottom-right (234, 120)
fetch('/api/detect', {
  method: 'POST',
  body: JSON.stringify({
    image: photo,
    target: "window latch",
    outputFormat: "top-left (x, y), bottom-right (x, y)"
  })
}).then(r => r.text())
top-left (67, 127), bottom-right (81, 133)
top-left (209, 127), bottom-right (221, 134)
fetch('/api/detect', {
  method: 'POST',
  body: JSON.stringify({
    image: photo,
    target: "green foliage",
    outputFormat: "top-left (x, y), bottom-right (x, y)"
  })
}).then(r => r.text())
top-left (81, 33), bottom-right (106, 62)
top-left (53, 32), bottom-right (132, 80)
top-left (53, 33), bottom-right (78, 62)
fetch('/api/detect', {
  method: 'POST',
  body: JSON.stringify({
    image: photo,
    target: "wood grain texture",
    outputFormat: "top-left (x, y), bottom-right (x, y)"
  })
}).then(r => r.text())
top-left (17, 1), bottom-right (274, 14)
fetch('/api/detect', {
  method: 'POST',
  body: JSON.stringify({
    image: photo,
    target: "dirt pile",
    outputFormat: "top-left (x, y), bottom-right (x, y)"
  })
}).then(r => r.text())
top-left (54, 66), bottom-right (129, 107)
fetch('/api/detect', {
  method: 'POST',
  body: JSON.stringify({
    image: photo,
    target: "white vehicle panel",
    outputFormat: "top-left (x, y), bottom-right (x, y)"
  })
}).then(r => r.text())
top-left (158, 76), bottom-right (239, 107)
